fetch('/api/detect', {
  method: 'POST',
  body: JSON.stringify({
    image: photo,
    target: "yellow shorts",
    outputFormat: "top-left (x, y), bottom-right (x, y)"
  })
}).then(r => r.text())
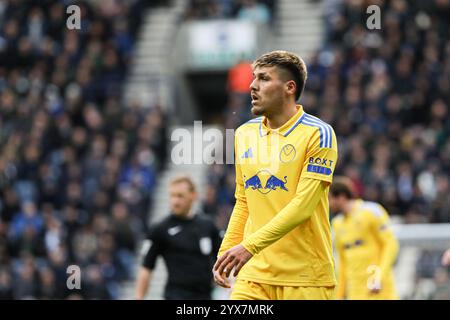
top-left (230, 279), bottom-right (336, 300)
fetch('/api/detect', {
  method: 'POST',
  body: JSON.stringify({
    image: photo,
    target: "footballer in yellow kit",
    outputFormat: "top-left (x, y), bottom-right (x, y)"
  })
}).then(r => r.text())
top-left (330, 177), bottom-right (399, 300)
top-left (213, 51), bottom-right (338, 300)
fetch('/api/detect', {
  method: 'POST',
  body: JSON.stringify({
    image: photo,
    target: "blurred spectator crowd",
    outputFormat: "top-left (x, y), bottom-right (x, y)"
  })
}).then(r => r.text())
top-left (0, 0), bottom-right (167, 299)
top-left (185, 0), bottom-right (274, 24)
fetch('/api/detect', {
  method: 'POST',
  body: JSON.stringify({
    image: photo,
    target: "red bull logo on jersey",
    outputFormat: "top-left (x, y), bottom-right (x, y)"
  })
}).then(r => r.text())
top-left (244, 170), bottom-right (289, 194)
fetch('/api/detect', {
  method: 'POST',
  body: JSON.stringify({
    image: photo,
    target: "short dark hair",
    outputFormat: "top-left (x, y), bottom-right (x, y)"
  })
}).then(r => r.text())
top-left (330, 177), bottom-right (355, 199)
top-left (252, 50), bottom-right (308, 101)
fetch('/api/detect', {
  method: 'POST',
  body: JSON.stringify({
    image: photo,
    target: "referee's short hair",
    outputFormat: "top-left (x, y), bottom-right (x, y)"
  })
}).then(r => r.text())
top-left (330, 176), bottom-right (355, 199)
top-left (170, 175), bottom-right (196, 193)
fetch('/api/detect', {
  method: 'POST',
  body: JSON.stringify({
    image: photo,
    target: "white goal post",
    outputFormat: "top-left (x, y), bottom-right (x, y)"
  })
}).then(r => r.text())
top-left (391, 223), bottom-right (450, 299)
top-left (392, 223), bottom-right (450, 249)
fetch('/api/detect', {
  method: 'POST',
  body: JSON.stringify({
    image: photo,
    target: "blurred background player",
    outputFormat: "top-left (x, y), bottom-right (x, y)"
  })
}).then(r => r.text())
top-left (330, 177), bottom-right (399, 300)
top-left (135, 175), bottom-right (221, 300)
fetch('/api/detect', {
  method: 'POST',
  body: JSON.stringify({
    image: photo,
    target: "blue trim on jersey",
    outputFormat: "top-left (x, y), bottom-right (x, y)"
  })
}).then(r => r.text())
top-left (245, 117), bottom-right (263, 124)
top-left (302, 114), bottom-right (332, 148)
top-left (259, 121), bottom-right (265, 137)
top-left (284, 112), bottom-right (306, 137)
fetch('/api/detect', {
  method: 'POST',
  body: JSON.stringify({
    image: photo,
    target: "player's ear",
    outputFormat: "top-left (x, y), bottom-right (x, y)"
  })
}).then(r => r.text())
top-left (286, 80), bottom-right (296, 96)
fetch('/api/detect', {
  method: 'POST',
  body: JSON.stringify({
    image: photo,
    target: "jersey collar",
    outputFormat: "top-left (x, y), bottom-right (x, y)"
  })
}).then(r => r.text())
top-left (259, 105), bottom-right (306, 137)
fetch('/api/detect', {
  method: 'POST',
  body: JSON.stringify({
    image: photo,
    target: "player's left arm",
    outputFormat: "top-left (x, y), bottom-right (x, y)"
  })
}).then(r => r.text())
top-left (241, 178), bottom-right (327, 254)
top-left (241, 126), bottom-right (338, 255)
top-left (215, 178), bottom-right (327, 277)
top-left (215, 127), bottom-right (338, 276)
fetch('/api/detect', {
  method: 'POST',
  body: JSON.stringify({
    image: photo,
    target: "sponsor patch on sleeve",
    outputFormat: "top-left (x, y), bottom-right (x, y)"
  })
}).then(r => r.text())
top-left (307, 164), bottom-right (332, 175)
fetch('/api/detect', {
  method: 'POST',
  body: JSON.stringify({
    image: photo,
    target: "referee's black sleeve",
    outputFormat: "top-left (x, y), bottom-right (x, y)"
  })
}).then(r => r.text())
top-left (142, 226), bottom-right (163, 270)
top-left (211, 221), bottom-right (222, 257)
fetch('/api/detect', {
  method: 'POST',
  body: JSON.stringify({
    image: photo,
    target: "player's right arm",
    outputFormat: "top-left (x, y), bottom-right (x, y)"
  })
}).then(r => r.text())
top-left (135, 227), bottom-right (162, 299)
top-left (239, 124), bottom-right (338, 255)
top-left (217, 131), bottom-right (249, 257)
top-left (214, 130), bottom-right (249, 288)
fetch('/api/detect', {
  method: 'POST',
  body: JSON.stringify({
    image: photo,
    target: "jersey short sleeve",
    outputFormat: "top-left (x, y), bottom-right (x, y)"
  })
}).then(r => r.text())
top-left (142, 225), bottom-right (164, 270)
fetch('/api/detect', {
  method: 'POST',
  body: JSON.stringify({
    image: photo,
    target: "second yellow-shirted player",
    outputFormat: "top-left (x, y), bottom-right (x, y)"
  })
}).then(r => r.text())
top-left (213, 51), bottom-right (338, 300)
top-left (330, 177), bottom-right (399, 300)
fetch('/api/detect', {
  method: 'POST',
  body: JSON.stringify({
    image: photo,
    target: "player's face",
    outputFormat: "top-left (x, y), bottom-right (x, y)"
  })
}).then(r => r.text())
top-left (169, 182), bottom-right (196, 217)
top-left (250, 66), bottom-right (286, 116)
top-left (329, 194), bottom-right (342, 214)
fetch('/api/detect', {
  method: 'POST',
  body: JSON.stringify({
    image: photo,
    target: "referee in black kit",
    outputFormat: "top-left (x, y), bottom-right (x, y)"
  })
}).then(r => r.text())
top-left (135, 175), bottom-right (221, 300)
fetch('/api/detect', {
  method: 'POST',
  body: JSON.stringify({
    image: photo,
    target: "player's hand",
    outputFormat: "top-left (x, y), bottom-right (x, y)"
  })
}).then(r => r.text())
top-left (212, 268), bottom-right (231, 288)
top-left (214, 244), bottom-right (253, 280)
top-left (368, 280), bottom-right (382, 294)
top-left (442, 249), bottom-right (450, 266)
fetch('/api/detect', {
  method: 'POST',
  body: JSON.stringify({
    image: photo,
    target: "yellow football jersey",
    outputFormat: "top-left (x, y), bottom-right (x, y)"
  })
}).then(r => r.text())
top-left (219, 105), bottom-right (338, 286)
top-left (332, 199), bottom-right (399, 299)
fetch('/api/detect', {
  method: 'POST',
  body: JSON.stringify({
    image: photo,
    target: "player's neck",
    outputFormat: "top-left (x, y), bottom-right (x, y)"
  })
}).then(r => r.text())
top-left (266, 103), bottom-right (298, 129)
top-left (343, 200), bottom-right (356, 216)
top-left (173, 209), bottom-right (195, 220)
